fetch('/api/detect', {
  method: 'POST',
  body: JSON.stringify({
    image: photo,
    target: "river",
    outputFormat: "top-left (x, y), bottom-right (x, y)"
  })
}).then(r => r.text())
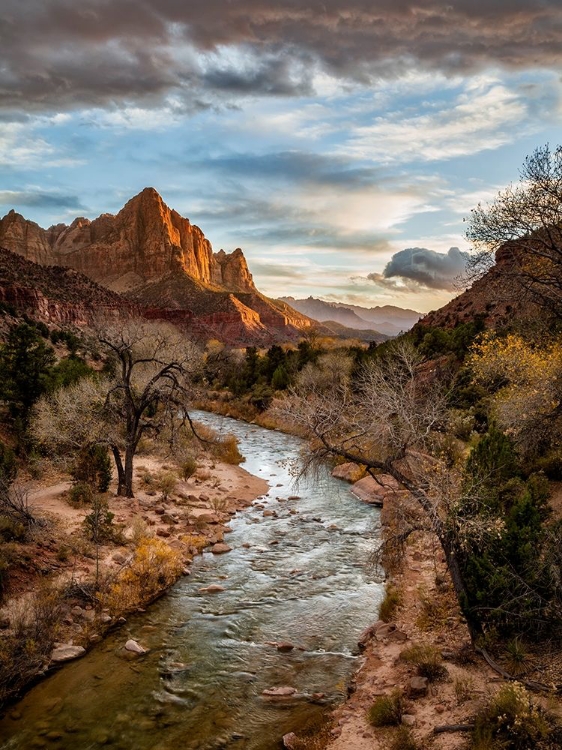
top-left (0, 411), bottom-right (383, 750)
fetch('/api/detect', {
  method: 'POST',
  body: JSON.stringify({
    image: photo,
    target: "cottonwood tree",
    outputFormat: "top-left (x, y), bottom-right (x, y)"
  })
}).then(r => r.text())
top-left (466, 144), bottom-right (562, 317)
top-left (33, 320), bottom-right (201, 497)
top-left (275, 342), bottom-right (481, 628)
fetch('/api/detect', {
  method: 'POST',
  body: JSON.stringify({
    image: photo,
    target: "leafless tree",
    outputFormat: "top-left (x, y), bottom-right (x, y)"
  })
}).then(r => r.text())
top-left (275, 341), bottom-right (481, 634)
top-left (33, 320), bottom-right (202, 498)
top-left (465, 144), bottom-right (562, 317)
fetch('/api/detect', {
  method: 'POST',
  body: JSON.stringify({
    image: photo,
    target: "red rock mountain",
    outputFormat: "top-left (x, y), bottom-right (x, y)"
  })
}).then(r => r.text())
top-left (419, 242), bottom-right (547, 330)
top-left (0, 189), bottom-right (312, 344)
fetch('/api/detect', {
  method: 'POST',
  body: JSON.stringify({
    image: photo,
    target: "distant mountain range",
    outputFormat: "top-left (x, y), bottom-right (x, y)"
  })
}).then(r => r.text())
top-left (278, 297), bottom-right (421, 337)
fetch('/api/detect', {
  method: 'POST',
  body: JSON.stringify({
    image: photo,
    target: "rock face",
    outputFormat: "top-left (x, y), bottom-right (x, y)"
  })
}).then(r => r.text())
top-left (0, 189), bottom-right (313, 344)
top-left (0, 189), bottom-right (257, 294)
top-left (0, 246), bottom-right (137, 327)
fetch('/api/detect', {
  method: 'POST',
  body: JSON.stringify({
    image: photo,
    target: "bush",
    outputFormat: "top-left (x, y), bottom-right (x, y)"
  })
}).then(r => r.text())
top-left (158, 471), bottom-right (178, 501)
top-left (84, 497), bottom-right (116, 543)
top-left (368, 690), bottom-right (403, 727)
top-left (212, 434), bottom-right (245, 465)
top-left (180, 456), bottom-right (197, 480)
top-left (379, 586), bottom-right (401, 623)
top-left (400, 643), bottom-right (448, 681)
top-left (72, 445), bottom-right (112, 492)
top-left (68, 481), bottom-right (94, 507)
top-left (0, 515), bottom-right (26, 542)
top-left (386, 726), bottom-right (420, 750)
top-left (103, 538), bottom-right (183, 614)
top-left (471, 683), bottom-right (555, 750)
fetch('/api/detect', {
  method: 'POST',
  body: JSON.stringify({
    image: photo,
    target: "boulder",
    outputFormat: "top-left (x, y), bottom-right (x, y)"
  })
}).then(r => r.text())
top-left (276, 642), bottom-right (295, 653)
top-left (211, 543), bottom-right (232, 554)
top-left (331, 462), bottom-right (363, 483)
top-left (409, 676), bottom-right (428, 698)
top-left (200, 584), bottom-right (225, 593)
top-left (50, 645), bottom-right (86, 663)
top-left (262, 686), bottom-right (297, 698)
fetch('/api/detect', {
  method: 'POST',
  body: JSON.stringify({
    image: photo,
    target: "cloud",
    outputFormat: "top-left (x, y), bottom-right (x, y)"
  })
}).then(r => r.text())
top-left (340, 79), bottom-right (533, 163)
top-left (368, 246), bottom-right (469, 291)
top-left (1, 1), bottom-right (561, 111)
top-left (0, 190), bottom-right (85, 210)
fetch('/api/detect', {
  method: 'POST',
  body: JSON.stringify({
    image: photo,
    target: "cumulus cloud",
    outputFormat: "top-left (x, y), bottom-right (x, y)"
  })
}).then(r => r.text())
top-left (368, 246), bottom-right (469, 291)
top-left (0, 1), bottom-right (560, 111)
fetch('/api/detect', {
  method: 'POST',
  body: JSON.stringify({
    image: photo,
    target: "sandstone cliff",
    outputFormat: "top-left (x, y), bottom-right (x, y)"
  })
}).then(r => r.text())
top-left (0, 188), bottom-right (257, 294)
top-left (0, 190), bottom-right (312, 345)
top-left (0, 247), bottom-right (137, 327)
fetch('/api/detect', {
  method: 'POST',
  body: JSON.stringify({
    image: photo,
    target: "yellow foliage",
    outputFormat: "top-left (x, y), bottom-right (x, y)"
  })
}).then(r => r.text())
top-left (181, 533), bottom-right (208, 552)
top-left (469, 334), bottom-right (562, 449)
top-left (102, 537), bottom-right (182, 615)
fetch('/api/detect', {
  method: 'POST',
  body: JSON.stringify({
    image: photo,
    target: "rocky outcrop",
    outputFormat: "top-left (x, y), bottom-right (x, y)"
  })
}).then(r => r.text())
top-left (0, 247), bottom-right (137, 327)
top-left (0, 190), bottom-right (313, 344)
top-left (0, 188), bottom-right (257, 294)
top-left (419, 243), bottom-right (542, 330)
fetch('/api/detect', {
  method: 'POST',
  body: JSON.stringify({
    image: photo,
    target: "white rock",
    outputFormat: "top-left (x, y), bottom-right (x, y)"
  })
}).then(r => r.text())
top-left (50, 645), bottom-right (86, 663)
top-left (125, 639), bottom-right (147, 654)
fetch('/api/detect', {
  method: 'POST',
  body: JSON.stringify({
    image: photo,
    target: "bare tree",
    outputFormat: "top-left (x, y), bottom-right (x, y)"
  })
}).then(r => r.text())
top-left (466, 144), bottom-right (562, 317)
top-left (33, 320), bottom-right (201, 498)
top-left (275, 341), bottom-right (480, 634)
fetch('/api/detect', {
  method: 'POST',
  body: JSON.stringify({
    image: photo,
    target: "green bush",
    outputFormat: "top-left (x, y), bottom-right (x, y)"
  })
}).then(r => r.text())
top-left (471, 683), bottom-right (554, 750)
top-left (72, 445), bottom-right (112, 492)
top-left (68, 482), bottom-right (94, 507)
top-left (379, 586), bottom-right (401, 623)
top-left (0, 515), bottom-right (25, 542)
top-left (368, 690), bottom-right (403, 727)
top-left (84, 497), bottom-right (116, 543)
top-left (400, 643), bottom-right (448, 681)
top-left (180, 456), bottom-right (197, 480)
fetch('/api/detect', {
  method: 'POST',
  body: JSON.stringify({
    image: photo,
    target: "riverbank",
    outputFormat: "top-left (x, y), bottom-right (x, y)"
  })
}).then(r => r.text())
top-left (0, 443), bottom-right (268, 706)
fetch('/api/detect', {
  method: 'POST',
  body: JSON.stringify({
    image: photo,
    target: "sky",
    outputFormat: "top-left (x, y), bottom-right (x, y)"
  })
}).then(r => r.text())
top-left (1, 1), bottom-right (561, 313)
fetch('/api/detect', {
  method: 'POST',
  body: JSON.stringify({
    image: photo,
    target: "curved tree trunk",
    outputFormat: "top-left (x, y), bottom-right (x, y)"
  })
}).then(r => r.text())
top-left (111, 446), bottom-right (126, 496)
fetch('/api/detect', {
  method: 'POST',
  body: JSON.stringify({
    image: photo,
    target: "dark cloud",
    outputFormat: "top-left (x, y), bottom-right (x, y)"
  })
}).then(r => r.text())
top-left (0, 190), bottom-right (86, 211)
top-left (368, 246), bottom-right (469, 291)
top-left (0, 1), bottom-right (560, 110)
top-left (190, 151), bottom-right (384, 187)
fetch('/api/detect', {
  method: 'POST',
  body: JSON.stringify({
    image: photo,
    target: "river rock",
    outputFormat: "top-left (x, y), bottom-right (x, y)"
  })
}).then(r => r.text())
top-left (283, 732), bottom-right (303, 749)
top-left (276, 642), bottom-right (295, 653)
top-left (262, 686), bottom-right (297, 697)
top-left (125, 639), bottom-right (148, 654)
top-left (409, 676), bottom-right (428, 697)
top-left (211, 543), bottom-right (232, 554)
top-left (331, 462), bottom-right (364, 482)
top-left (50, 645), bottom-right (86, 663)
top-left (200, 584), bottom-right (225, 593)
top-left (263, 510), bottom-right (276, 517)
top-left (161, 513), bottom-right (178, 525)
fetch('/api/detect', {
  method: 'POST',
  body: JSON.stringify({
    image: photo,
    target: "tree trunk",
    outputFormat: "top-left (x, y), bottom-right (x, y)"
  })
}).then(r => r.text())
top-left (112, 446), bottom-right (126, 496)
top-left (124, 444), bottom-right (135, 498)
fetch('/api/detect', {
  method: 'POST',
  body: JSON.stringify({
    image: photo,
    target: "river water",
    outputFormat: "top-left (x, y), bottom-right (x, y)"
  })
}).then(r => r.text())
top-left (0, 411), bottom-right (383, 750)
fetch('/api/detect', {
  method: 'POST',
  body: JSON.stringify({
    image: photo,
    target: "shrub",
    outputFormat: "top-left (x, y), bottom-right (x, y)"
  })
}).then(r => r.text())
top-left (454, 675), bottom-right (476, 704)
top-left (211, 434), bottom-right (245, 465)
top-left (379, 586), bottom-right (401, 623)
top-left (0, 515), bottom-right (26, 542)
top-left (180, 456), bottom-right (197, 480)
top-left (471, 683), bottom-right (554, 750)
top-left (400, 643), bottom-right (448, 681)
top-left (158, 471), bottom-right (178, 501)
top-left (386, 726), bottom-right (420, 750)
top-left (103, 538), bottom-right (183, 614)
top-left (72, 445), bottom-right (112, 492)
top-left (68, 481), bottom-right (94, 507)
top-left (368, 690), bottom-right (403, 727)
top-left (83, 497), bottom-right (116, 543)
top-left (416, 587), bottom-right (451, 631)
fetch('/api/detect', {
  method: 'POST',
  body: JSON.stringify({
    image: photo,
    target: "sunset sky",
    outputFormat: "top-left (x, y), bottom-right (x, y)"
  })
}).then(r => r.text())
top-left (1, 1), bottom-right (561, 312)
